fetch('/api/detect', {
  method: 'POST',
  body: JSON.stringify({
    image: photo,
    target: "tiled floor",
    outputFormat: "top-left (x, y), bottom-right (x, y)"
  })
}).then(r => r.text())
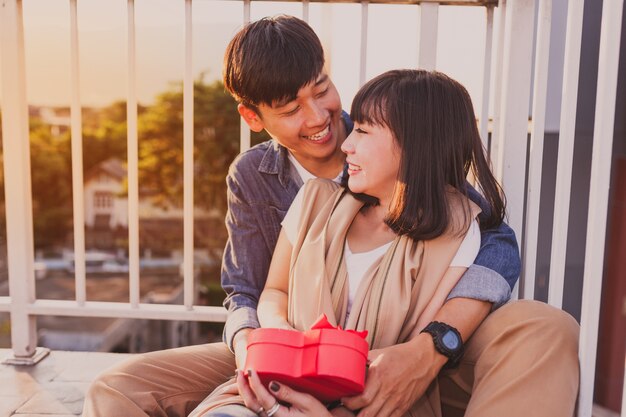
top-left (0, 348), bottom-right (621, 417)
top-left (0, 349), bottom-right (132, 417)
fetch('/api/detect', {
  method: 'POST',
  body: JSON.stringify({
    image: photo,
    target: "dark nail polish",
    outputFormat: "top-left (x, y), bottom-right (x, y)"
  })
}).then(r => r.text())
top-left (270, 381), bottom-right (280, 392)
top-left (247, 369), bottom-right (253, 378)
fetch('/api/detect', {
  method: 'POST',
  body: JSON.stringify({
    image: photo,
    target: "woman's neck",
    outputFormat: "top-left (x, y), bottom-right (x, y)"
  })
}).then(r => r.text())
top-left (347, 205), bottom-right (396, 253)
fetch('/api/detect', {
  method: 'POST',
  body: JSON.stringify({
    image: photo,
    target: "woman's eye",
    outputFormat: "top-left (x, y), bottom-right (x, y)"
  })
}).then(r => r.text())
top-left (355, 127), bottom-right (367, 134)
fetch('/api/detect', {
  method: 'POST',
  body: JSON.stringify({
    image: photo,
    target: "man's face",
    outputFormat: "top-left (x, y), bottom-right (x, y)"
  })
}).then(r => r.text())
top-left (240, 72), bottom-right (346, 168)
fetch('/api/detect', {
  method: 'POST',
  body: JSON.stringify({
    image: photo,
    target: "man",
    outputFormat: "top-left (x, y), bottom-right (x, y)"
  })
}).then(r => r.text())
top-left (84, 15), bottom-right (579, 417)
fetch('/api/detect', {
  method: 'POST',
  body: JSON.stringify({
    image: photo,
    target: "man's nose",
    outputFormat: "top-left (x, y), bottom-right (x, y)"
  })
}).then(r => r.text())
top-left (304, 101), bottom-right (327, 127)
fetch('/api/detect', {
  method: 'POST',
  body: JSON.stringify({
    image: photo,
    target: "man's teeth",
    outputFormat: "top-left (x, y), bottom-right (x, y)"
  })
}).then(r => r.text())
top-left (349, 163), bottom-right (361, 171)
top-left (305, 126), bottom-right (330, 141)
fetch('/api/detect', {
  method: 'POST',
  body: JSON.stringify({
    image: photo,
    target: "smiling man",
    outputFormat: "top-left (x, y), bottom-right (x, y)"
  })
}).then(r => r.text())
top-left (83, 15), bottom-right (579, 417)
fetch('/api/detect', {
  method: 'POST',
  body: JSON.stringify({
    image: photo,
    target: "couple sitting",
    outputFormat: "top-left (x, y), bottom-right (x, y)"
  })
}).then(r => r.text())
top-left (84, 15), bottom-right (580, 417)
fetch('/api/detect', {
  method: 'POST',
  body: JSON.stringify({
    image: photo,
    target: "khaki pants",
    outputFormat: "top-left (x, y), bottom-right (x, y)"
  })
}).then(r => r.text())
top-left (83, 300), bottom-right (580, 417)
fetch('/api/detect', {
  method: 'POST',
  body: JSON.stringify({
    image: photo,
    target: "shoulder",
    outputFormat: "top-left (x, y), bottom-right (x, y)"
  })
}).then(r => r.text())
top-left (298, 179), bottom-right (344, 218)
top-left (228, 140), bottom-right (274, 179)
top-left (302, 178), bottom-right (342, 196)
top-left (446, 188), bottom-right (482, 235)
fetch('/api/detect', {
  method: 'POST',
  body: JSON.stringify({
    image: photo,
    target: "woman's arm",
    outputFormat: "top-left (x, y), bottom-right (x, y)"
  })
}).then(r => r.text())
top-left (257, 229), bottom-right (295, 330)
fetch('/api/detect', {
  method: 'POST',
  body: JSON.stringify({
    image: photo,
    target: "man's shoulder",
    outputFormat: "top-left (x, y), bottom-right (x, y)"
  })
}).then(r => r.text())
top-left (230, 139), bottom-right (275, 172)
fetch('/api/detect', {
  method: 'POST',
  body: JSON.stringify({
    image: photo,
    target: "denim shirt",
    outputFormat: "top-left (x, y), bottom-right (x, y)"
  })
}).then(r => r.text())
top-left (221, 113), bottom-right (520, 350)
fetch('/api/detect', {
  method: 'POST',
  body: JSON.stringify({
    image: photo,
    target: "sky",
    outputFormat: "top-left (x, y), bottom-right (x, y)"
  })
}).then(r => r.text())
top-left (14, 0), bottom-right (492, 114)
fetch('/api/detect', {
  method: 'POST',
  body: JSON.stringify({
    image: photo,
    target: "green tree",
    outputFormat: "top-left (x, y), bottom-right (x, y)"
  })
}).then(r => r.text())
top-left (138, 78), bottom-right (244, 214)
top-left (28, 119), bottom-right (73, 248)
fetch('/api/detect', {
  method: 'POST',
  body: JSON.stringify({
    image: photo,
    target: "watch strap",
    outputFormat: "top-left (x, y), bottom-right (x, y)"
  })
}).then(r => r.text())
top-left (420, 321), bottom-right (464, 369)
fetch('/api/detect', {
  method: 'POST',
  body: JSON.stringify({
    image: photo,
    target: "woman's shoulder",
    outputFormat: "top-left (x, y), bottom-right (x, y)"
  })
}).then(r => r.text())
top-left (301, 178), bottom-right (343, 200)
top-left (445, 187), bottom-right (482, 235)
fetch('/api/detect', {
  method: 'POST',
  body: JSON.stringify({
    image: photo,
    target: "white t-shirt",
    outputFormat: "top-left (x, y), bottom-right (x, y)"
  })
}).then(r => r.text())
top-left (282, 186), bottom-right (480, 316)
top-left (287, 152), bottom-right (343, 185)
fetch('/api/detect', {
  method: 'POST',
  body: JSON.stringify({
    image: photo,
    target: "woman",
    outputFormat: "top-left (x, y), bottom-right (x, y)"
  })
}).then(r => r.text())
top-left (192, 69), bottom-right (505, 417)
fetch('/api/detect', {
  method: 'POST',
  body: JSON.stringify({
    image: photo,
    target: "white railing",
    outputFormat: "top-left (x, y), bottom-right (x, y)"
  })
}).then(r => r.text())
top-left (0, 1), bottom-right (624, 416)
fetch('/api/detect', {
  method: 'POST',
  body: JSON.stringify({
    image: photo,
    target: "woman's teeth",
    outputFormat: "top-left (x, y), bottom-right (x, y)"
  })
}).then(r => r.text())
top-left (304, 125), bottom-right (330, 141)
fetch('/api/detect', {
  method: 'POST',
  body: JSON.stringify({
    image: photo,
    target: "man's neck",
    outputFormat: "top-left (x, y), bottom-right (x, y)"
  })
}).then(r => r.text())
top-left (293, 150), bottom-right (346, 180)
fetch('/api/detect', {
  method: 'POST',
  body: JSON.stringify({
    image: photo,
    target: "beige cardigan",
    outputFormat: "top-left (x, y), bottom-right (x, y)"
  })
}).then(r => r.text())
top-left (191, 178), bottom-right (479, 417)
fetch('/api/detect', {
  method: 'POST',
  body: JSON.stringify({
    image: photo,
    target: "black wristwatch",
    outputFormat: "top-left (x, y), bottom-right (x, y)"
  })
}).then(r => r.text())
top-left (420, 321), bottom-right (464, 369)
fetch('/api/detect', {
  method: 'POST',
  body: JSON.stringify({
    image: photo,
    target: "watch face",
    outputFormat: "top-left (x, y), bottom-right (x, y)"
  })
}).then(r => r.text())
top-left (442, 330), bottom-right (460, 350)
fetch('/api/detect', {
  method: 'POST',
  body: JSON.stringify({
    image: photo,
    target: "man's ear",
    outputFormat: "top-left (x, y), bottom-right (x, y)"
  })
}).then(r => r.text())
top-left (238, 104), bottom-right (265, 133)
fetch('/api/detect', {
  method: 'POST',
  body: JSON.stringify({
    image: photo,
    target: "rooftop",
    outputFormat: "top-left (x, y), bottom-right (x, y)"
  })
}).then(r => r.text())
top-left (0, 348), bottom-right (620, 417)
top-left (0, 349), bottom-right (132, 416)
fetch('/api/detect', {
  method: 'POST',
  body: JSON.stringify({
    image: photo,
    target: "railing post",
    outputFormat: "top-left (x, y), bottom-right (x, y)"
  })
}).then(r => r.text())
top-left (547, 0), bottom-right (585, 309)
top-left (0, 0), bottom-right (49, 365)
top-left (417, 3), bottom-right (439, 70)
top-left (521, 0), bottom-right (552, 300)
top-left (494, 0), bottom-right (536, 242)
top-left (359, 0), bottom-right (368, 87)
top-left (577, 0), bottom-right (624, 415)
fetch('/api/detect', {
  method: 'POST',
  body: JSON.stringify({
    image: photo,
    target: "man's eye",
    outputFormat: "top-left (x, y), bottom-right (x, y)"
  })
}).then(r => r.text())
top-left (283, 107), bottom-right (299, 116)
top-left (355, 127), bottom-right (367, 134)
top-left (316, 87), bottom-right (329, 98)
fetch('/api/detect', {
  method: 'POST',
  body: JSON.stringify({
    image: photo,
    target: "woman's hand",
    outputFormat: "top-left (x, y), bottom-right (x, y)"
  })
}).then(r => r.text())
top-left (237, 369), bottom-right (335, 417)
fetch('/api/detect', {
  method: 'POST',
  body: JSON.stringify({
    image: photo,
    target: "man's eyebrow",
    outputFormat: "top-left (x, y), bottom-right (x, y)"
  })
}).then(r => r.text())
top-left (272, 94), bottom-right (298, 109)
top-left (315, 74), bottom-right (329, 86)
top-left (272, 75), bottom-right (328, 109)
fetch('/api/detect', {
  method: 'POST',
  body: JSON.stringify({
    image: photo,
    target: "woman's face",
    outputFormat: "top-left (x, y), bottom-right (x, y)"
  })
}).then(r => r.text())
top-left (341, 121), bottom-right (401, 206)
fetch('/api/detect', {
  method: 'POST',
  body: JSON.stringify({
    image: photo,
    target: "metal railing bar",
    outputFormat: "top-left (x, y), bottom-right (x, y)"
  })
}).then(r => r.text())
top-left (478, 6), bottom-right (494, 151)
top-left (489, 0), bottom-right (506, 163)
top-left (240, 0), bottom-right (252, 153)
top-left (577, 1), bottom-right (624, 415)
top-left (127, 0), bottom-right (141, 307)
top-left (0, 0), bottom-right (38, 358)
top-left (69, 0), bottom-right (87, 306)
top-left (417, 2), bottom-right (438, 70)
top-left (494, 0), bottom-right (535, 243)
top-left (183, 0), bottom-right (195, 310)
top-left (230, 0), bottom-right (498, 6)
top-left (547, 0), bottom-right (585, 309)
top-left (0, 297), bottom-right (11, 312)
top-left (359, 1), bottom-right (368, 86)
top-left (521, 0), bottom-right (551, 300)
top-left (27, 299), bottom-right (227, 322)
top-left (302, 0), bottom-right (309, 21)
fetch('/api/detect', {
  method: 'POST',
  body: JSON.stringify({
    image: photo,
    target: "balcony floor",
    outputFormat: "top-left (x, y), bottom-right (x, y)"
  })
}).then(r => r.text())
top-left (0, 349), bottom-right (132, 416)
top-left (0, 348), bottom-right (621, 417)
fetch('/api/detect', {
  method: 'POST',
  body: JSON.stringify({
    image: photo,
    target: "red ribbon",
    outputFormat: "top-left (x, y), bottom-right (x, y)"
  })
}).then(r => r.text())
top-left (310, 314), bottom-right (368, 339)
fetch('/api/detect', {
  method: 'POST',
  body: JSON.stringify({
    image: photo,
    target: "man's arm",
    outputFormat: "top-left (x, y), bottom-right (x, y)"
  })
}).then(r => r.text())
top-left (445, 185), bottom-right (521, 309)
top-left (221, 167), bottom-right (274, 356)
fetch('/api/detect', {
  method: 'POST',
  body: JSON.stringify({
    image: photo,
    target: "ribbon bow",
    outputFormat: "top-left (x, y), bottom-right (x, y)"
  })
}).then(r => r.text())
top-left (310, 314), bottom-right (368, 339)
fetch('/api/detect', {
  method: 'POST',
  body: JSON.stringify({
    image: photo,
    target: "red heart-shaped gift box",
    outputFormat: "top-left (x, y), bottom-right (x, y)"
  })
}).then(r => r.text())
top-left (244, 315), bottom-right (369, 403)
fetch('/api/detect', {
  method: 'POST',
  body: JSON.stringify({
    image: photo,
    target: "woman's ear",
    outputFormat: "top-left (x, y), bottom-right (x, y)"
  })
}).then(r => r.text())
top-left (238, 104), bottom-right (265, 132)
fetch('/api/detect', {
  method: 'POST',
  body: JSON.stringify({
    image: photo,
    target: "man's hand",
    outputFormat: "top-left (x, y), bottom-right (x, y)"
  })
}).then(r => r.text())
top-left (341, 333), bottom-right (447, 417)
top-left (233, 328), bottom-right (253, 369)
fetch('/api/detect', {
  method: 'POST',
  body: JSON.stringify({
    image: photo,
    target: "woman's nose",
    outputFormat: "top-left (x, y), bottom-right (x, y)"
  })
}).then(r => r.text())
top-left (341, 134), bottom-right (354, 153)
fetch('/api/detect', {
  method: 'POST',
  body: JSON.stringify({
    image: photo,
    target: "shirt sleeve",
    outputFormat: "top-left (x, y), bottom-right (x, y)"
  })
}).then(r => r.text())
top-left (446, 184), bottom-right (521, 310)
top-left (221, 168), bottom-right (272, 352)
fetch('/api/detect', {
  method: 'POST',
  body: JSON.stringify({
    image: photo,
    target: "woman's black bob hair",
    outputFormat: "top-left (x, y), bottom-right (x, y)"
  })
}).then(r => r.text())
top-left (346, 69), bottom-right (506, 240)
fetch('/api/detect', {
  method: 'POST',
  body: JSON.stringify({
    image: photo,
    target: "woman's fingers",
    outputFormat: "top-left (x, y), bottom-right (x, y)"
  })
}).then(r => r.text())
top-left (267, 380), bottom-right (333, 416)
top-left (236, 370), bottom-right (263, 412)
top-left (246, 369), bottom-right (281, 410)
